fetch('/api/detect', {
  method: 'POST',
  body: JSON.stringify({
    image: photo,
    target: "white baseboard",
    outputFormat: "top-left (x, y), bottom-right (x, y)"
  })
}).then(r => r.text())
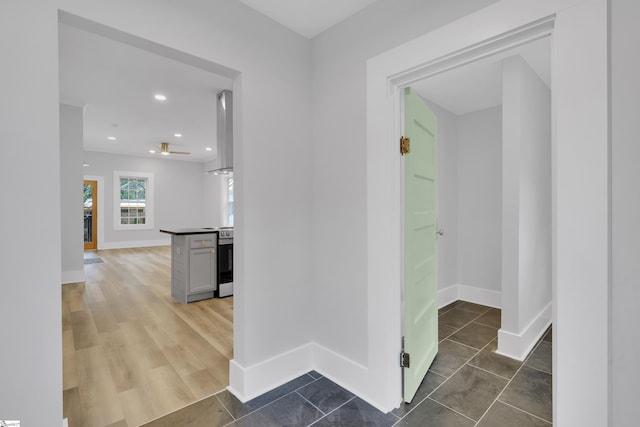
top-left (438, 285), bottom-right (459, 308)
top-left (438, 284), bottom-right (502, 309)
top-left (497, 302), bottom-right (552, 360)
top-left (99, 238), bottom-right (170, 250)
top-left (63, 418), bottom-right (69, 427)
top-left (61, 269), bottom-right (85, 284)
top-left (228, 343), bottom-right (314, 402)
top-left (312, 343), bottom-right (391, 412)
top-left (228, 342), bottom-right (392, 413)
top-left (457, 284), bottom-right (501, 308)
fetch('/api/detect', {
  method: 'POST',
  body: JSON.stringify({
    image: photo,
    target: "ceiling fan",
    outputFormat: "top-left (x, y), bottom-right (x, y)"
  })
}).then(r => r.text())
top-left (154, 141), bottom-right (190, 156)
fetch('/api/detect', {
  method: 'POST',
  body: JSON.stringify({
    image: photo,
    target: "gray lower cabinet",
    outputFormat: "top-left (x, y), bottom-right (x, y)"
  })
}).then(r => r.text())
top-left (170, 233), bottom-right (217, 303)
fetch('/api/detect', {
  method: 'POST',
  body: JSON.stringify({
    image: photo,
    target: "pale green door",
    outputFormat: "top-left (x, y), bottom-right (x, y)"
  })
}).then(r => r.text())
top-left (403, 87), bottom-right (438, 403)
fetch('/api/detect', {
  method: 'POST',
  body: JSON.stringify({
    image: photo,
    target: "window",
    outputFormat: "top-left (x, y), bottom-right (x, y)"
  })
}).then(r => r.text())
top-left (113, 171), bottom-right (154, 230)
top-left (223, 176), bottom-right (234, 226)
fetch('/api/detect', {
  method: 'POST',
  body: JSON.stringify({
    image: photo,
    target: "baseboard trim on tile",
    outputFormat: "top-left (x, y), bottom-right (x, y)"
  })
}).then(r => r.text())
top-left (438, 284), bottom-right (502, 309)
top-left (228, 343), bottom-right (314, 403)
top-left (61, 269), bottom-right (85, 284)
top-left (438, 285), bottom-right (459, 308)
top-left (496, 302), bottom-right (552, 360)
top-left (457, 284), bottom-right (502, 308)
top-left (311, 343), bottom-right (391, 413)
top-left (99, 238), bottom-right (170, 250)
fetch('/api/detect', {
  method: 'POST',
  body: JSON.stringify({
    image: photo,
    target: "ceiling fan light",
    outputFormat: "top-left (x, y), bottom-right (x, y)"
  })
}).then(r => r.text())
top-left (160, 151), bottom-right (170, 156)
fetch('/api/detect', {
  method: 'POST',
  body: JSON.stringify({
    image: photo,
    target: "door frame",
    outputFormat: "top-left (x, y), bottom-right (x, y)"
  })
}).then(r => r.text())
top-left (366, 0), bottom-right (608, 423)
top-left (84, 175), bottom-right (105, 251)
top-left (83, 179), bottom-right (98, 250)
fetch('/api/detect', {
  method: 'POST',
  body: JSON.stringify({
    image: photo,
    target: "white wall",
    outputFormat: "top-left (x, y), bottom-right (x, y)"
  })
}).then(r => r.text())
top-left (553, 1), bottom-right (609, 424)
top-left (0, 2), bottom-right (62, 425)
top-left (611, 0), bottom-right (640, 424)
top-left (0, 0), bottom-right (313, 422)
top-left (60, 104), bottom-right (86, 283)
top-left (81, 151), bottom-right (205, 248)
top-left (310, 0), bottom-right (498, 376)
top-left (456, 106), bottom-right (503, 293)
top-left (499, 55), bottom-right (552, 359)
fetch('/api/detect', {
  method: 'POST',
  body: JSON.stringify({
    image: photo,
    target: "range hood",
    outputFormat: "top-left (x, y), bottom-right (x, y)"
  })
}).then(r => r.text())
top-left (207, 90), bottom-right (233, 175)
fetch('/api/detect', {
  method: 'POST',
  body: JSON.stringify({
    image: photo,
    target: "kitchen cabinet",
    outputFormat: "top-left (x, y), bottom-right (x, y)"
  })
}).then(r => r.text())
top-left (168, 233), bottom-right (217, 303)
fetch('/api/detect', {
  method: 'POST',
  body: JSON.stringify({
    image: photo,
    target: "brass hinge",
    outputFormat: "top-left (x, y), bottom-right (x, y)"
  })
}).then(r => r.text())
top-left (400, 351), bottom-right (410, 368)
top-left (400, 136), bottom-right (410, 155)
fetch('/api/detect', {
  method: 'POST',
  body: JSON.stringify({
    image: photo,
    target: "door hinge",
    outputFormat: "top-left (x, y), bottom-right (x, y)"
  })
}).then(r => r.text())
top-left (400, 136), bottom-right (410, 155)
top-left (400, 351), bottom-right (410, 368)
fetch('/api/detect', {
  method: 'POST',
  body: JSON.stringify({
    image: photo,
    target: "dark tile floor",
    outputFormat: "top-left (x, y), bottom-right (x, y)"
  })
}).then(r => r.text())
top-left (142, 301), bottom-right (552, 426)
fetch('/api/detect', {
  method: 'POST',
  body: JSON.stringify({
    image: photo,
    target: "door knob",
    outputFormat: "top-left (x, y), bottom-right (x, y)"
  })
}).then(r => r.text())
top-left (437, 229), bottom-right (444, 237)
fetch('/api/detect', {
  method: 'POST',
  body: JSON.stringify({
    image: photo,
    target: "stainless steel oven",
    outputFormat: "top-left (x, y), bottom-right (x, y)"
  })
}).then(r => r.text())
top-left (216, 228), bottom-right (233, 297)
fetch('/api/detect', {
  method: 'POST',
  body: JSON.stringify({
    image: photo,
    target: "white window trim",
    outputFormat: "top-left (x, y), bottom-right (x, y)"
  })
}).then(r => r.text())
top-left (113, 171), bottom-right (154, 230)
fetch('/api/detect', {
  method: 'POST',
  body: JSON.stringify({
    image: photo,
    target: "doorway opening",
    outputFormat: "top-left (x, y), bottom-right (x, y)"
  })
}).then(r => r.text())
top-left (59, 11), bottom-right (241, 426)
top-left (366, 1), bottom-right (609, 420)
top-left (83, 179), bottom-right (97, 250)
top-left (399, 29), bottom-right (553, 404)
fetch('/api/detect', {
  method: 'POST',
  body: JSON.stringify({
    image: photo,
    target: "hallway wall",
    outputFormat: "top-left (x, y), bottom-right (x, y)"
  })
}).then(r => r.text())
top-left (457, 106), bottom-right (503, 296)
top-left (0, 0), bottom-right (313, 423)
top-left (500, 55), bottom-right (552, 359)
top-left (611, 0), bottom-right (640, 424)
top-left (60, 104), bottom-right (86, 283)
top-left (310, 0), bottom-right (498, 374)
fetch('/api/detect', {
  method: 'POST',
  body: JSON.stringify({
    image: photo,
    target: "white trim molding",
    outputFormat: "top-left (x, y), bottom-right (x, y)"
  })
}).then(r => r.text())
top-left (438, 284), bottom-right (502, 309)
top-left (98, 239), bottom-right (170, 250)
top-left (229, 343), bottom-right (314, 402)
top-left (61, 269), bottom-right (85, 285)
top-left (497, 302), bottom-right (552, 361)
top-left (366, 0), bottom-right (608, 419)
top-left (113, 170), bottom-right (154, 231)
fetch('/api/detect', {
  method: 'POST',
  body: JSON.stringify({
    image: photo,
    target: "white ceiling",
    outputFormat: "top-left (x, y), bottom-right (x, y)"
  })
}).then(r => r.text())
top-left (237, 0), bottom-right (380, 39)
top-left (58, 5), bottom-right (550, 163)
top-left (59, 24), bottom-right (232, 162)
top-left (412, 37), bottom-right (551, 116)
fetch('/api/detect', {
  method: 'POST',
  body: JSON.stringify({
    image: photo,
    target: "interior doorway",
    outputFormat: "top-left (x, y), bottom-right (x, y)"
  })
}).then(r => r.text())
top-left (366, 1), bottom-right (609, 418)
top-left (59, 12), bottom-right (241, 426)
top-left (83, 179), bottom-right (97, 250)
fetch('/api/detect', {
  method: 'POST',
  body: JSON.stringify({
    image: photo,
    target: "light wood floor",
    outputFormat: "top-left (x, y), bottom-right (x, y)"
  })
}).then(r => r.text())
top-left (63, 246), bottom-right (233, 427)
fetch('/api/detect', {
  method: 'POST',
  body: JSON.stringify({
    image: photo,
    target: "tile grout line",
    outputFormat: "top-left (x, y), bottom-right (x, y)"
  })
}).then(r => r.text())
top-left (214, 394), bottom-right (236, 423)
top-left (474, 337), bottom-right (551, 426)
top-left (465, 363), bottom-right (514, 381)
top-left (396, 337), bottom-right (495, 422)
top-left (497, 400), bottom-right (553, 425)
top-left (221, 375), bottom-right (322, 425)
top-left (305, 395), bottom-right (356, 426)
top-left (427, 397), bottom-right (478, 424)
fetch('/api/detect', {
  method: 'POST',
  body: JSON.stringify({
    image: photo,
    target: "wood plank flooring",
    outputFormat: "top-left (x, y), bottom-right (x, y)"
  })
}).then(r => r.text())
top-left (63, 247), bottom-right (233, 427)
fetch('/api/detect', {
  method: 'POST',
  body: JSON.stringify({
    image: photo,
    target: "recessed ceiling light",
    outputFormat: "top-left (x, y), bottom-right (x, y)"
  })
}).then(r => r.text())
top-left (107, 136), bottom-right (116, 141)
top-left (154, 94), bottom-right (167, 101)
top-left (205, 147), bottom-right (212, 151)
top-left (149, 150), bottom-right (156, 154)
top-left (83, 162), bottom-right (90, 167)
top-left (174, 133), bottom-right (182, 138)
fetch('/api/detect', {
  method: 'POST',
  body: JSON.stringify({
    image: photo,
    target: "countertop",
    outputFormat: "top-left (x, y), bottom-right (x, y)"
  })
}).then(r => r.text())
top-left (160, 227), bottom-right (228, 235)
